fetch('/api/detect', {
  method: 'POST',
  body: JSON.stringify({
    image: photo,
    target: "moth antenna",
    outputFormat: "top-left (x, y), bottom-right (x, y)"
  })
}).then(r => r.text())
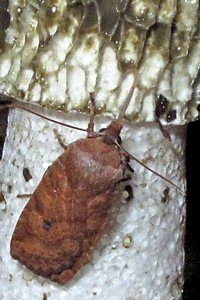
top-left (87, 92), bottom-right (96, 137)
top-left (0, 103), bottom-right (88, 133)
top-left (156, 118), bottom-right (172, 142)
top-left (1, 96), bottom-right (184, 194)
top-left (115, 141), bottom-right (185, 195)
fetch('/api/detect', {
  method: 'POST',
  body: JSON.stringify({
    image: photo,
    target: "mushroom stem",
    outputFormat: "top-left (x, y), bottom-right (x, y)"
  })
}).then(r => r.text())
top-left (0, 108), bottom-right (186, 299)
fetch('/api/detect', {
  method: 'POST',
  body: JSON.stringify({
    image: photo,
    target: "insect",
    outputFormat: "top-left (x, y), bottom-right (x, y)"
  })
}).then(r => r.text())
top-left (9, 94), bottom-right (135, 285)
top-left (1, 93), bottom-right (183, 285)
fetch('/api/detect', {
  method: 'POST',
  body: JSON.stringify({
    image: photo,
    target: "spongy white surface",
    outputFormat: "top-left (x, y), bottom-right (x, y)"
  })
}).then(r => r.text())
top-left (0, 0), bottom-right (199, 123)
top-left (0, 109), bottom-right (186, 300)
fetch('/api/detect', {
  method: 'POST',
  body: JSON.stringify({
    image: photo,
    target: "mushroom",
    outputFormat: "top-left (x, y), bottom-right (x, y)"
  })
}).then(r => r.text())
top-left (0, 1), bottom-right (199, 299)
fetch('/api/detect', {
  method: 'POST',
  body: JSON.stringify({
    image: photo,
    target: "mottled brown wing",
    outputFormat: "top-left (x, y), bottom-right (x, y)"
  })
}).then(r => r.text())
top-left (10, 147), bottom-right (117, 284)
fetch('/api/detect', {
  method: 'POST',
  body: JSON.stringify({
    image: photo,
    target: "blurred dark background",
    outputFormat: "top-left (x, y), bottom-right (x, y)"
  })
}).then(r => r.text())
top-left (0, 107), bottom-right (200, 298)
top-left (183, 118), bottom-right (200, 299)
top-left (0, 105), bottom-right (8, 158)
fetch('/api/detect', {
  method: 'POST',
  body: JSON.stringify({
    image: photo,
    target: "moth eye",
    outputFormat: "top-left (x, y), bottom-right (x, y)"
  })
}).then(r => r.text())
top-left (99, 128), bottom-right (122, 144)
top-left (99, 127), bottom-right (106, 133)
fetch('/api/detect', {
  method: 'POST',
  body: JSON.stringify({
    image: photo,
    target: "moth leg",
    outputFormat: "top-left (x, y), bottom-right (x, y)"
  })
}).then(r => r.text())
top-left (121, 159), bottom-right (134, 182)
top-left (17, 193), bottom-right (32, 198)
top-left (123, 184), bottom-right (133, 202)
top-left (87, 92), bottom-right (96, 137)
top-left (126, 163), bottom-right (134, 173)
top-left (53, 128), bottom-right (68, 150)
top-left (156, 118), bottom-right (171, 142)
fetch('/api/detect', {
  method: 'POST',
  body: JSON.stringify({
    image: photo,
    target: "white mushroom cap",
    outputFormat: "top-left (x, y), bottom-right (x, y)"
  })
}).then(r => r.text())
top-left (0, 0), bottom-right (199, 124)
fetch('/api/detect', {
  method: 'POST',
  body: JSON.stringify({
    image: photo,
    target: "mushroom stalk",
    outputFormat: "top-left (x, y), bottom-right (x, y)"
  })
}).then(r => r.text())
top-left (0, 108), bottom-right (186, 299)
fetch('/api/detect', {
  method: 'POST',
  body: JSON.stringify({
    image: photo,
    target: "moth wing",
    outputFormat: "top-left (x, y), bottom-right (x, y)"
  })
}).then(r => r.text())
top-left (51, 191), bottom-right (115, 284)
top-left (10, 154), bottom-right (116, 284)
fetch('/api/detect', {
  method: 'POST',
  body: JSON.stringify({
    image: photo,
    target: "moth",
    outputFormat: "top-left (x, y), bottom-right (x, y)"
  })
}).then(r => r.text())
top-left (2, 93), bottom-right (182, 285)
top-left (9, 95), bottom-right (135, 285)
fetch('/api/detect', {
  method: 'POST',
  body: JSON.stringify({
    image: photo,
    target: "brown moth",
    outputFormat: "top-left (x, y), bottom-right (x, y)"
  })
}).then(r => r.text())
top-left (10, 98), bottom-right (132, 285)
top-left (7, 94), bottom-right (183, 285)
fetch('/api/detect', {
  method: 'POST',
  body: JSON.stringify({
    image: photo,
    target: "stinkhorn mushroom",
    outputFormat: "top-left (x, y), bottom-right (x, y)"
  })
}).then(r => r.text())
top-left (0, 1), bottom-right (199, 299)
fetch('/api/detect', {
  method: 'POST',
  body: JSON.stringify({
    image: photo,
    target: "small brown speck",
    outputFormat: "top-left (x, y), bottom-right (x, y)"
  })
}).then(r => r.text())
top-left (0, 191), bottom-right (5, 204)
top-left (0, 191), bottom-right (6, 211)
top-left (7, 184), bottom-right (12, 193)
top-left (23, 167), bottom-right (32, 182)
top-left (161, 187), bottom-right (170, 204)
top-left (43, 293), bottom-right (48, 300)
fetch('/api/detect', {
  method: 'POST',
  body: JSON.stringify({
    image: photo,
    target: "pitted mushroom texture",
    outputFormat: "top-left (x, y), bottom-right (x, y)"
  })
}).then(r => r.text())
top-left (0, 0), bottom-right (199, 123)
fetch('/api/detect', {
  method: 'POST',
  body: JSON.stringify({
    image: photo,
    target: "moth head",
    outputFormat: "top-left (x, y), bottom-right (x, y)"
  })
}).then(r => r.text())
top-left (99, 119), bottom-right (123, 145)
